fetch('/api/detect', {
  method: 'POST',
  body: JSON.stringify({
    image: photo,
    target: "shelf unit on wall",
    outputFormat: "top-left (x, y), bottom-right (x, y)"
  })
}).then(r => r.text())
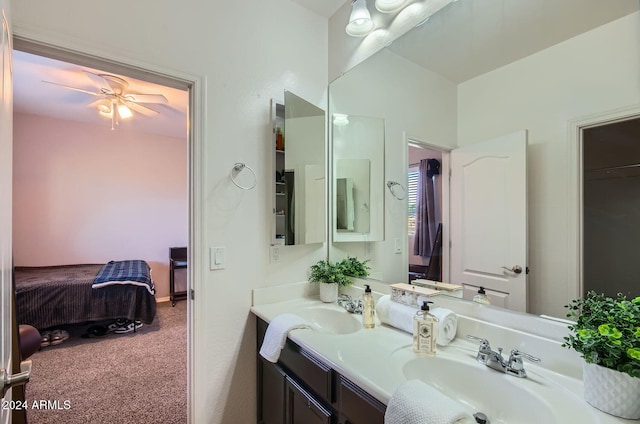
top-left (271, 100), bottom-right (287, 245)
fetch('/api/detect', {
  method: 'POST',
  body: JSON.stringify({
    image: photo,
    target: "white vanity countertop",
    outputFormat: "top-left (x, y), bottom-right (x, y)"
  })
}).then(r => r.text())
top-left (251, 289), bottom-right (629, 424)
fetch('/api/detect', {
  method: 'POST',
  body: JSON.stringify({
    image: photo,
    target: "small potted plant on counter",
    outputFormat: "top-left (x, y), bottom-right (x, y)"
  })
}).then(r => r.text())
top-left (563, 291), bottom-right (640, 419)
top-left (308, 257), bottom-right (370, 303)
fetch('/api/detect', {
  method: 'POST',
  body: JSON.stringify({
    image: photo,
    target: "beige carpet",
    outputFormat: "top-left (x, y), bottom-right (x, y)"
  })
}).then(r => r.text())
top-left (24, 301), bottom-right (187, 424)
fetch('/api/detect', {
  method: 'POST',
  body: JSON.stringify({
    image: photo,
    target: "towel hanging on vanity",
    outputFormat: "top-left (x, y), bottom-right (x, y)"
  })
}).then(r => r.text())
top-left (259, 313), bottom-right (311, 362)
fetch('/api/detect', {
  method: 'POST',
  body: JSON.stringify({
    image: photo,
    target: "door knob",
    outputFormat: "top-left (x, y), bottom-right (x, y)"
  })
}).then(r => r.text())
top-left (1, 360), bottom-right (32, 397)
top-left (502, 265), bottom-right (523, 274)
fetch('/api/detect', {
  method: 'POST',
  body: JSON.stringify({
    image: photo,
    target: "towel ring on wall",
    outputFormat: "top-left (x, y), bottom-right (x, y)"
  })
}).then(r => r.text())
top-left (386, 181), bottom-right (406, 200)
top-left (230, 163), bottom-right (257, 190)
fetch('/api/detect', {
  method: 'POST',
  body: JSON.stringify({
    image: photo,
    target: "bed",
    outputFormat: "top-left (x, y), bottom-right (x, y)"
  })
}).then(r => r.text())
top-left (14, 260), bottom-right (157, 330)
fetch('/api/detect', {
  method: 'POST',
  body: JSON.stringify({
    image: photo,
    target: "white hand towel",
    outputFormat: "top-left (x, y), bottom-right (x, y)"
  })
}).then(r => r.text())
top-left (259, 313), bottom-right (311, 363)
top-left (376, 294), bottom-right (416, 334)
top-left (384, 379), bottom-right (471, 424)
top-left (430, 307), bottom-right (457, 346)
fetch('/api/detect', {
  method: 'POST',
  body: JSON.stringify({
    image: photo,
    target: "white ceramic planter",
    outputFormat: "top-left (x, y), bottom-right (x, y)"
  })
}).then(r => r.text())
top-left (583, 362), bottom-right (640, 419)
top-left (319, 283), bottom-right (339, 303)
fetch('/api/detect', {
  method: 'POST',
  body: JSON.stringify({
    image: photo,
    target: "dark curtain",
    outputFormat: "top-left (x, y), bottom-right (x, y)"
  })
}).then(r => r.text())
top-left (413, 159), bottom-right (440, 257)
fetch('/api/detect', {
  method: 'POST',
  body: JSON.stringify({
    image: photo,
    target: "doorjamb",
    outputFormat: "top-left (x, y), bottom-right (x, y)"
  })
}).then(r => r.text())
top-left (404, 133), bottom-right (452, 283)
top-left (10, 34), bottom-right (205, 424)
top-left (567, 103), bottom-right (640, 301)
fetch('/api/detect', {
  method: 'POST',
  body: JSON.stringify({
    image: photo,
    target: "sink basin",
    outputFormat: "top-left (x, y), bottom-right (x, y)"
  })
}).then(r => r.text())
top-left (402, 354), bottom-right (596, 424)
top-left (294, 306), bottom-right (362, 335)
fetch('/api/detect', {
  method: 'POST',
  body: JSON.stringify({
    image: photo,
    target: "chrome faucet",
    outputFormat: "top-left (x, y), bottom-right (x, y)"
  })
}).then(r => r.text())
top-left (467, 335), bottom-right (540, 378)
top-left (337, 294), bottom-right (363, 314)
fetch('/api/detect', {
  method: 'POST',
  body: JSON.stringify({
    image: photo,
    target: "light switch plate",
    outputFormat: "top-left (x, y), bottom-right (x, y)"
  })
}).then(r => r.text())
top-left (394, 238), bottom-right (402, 254)
top-left (210, 246), bottom-right (226, 270)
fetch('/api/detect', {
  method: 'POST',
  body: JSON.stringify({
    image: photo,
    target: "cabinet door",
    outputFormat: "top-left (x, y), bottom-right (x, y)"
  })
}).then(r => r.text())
top-left (286, 377), bottom-right (334, 424)
top-left (338, 376), bottom-right (385, 424)
top-left (258, 357), bottom-right (286, 424)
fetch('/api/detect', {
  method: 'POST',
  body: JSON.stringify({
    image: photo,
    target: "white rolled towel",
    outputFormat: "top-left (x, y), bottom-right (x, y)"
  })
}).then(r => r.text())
top-left (430, 307), bottom-right (457, 346)
top-left (376, 295), bottom-right (458, 346)
top-left (376, 294), bottom-right (415, 334)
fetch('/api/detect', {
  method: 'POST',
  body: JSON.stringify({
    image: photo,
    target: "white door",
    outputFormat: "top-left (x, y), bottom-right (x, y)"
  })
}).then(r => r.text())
top-left (0, 2), bottom-right (13, 422)
top-left (450, 130), bottom-right (528, 312)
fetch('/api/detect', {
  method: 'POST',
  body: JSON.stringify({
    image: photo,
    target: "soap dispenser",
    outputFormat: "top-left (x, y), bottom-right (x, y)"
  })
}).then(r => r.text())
top-left (363, 285), bottom-right (375, 328)
top-left (473, 286), bottom-right (491, 305)
top-left (413, 300), bottom-right (438, 356)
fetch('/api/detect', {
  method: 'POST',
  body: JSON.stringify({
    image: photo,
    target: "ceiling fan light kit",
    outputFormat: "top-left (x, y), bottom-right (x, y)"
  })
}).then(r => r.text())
top-left (43, 70), bottom-right (168, 130)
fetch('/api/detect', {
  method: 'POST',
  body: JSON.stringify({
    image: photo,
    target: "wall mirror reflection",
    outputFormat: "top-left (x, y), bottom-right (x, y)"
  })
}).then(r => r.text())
top-left (271, 90), bottom-right (325, 246)
top-left (332, 114), bottom-right (385, 242)
top-left (328, 0), bottom-right (640, 318)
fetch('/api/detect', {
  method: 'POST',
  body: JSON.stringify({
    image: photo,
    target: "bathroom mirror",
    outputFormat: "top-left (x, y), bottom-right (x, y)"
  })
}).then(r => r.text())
top-left (271, 90), bottom-right (325, 245)
top-left (328, 0), bottom-right (640, 318)
top-left (332, 114), bottom-right (385, 242)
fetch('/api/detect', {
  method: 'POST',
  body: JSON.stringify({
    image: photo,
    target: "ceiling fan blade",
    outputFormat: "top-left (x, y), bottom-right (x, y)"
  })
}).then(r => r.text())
top-left (83, 70), bottom-right (113, 92)
top-left (124, 93), bottom-right (168, 104)
top-left (42, 80), bottom-right (101, 96)
top-left (125, 101), bottom-right (160, 117)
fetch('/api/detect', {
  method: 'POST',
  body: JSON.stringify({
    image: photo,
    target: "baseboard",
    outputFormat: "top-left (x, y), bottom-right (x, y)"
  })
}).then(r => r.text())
top-left (156, 296), bottom-right (171, 303)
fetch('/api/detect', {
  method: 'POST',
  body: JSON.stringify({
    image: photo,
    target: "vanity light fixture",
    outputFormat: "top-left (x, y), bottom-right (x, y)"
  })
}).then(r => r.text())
top-left (346, 0), bottom-right (375, 37)
top-left (375, 0), bottom-right (407, 13)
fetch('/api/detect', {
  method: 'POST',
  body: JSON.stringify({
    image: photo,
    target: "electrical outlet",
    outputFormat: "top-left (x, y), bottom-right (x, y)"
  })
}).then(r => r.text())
top-left (270, 245), bottom-right (280, 263)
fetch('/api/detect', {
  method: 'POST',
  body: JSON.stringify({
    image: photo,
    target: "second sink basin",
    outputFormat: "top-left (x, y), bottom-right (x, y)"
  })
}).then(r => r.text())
top-left (294, 306), bottom-right (362, 335)
top-left (402, 354), bottom-right (597, 424)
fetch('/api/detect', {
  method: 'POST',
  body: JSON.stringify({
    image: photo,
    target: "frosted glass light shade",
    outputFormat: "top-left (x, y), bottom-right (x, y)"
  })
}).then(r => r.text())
top-left (117, 103), bottom-right (133, 119)
top-left (375, 0), bottom-right (407, 13)
top-left (346, 0), bottom-right (374, 37)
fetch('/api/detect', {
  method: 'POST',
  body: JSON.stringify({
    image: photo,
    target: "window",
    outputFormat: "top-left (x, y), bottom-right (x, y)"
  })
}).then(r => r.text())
top-left (407, 167), bottom-right (419, 236)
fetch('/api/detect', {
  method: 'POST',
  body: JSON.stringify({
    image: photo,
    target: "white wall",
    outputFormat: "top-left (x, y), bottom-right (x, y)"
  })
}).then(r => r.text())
top-left (12, 112), bottom-right (187, 299)
top-left (10, 1), bottom-right (327, 422)
top-left (457, 12), bottom-right (640, 317)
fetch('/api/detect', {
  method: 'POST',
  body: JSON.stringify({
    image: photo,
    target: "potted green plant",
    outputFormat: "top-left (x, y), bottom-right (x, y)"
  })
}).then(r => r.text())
top-left (309, 257), bottom-right (370, 302)
top-left (563, 291), bottom-right (640, 419)
top-left (309, 260), bottom-right (351, 302)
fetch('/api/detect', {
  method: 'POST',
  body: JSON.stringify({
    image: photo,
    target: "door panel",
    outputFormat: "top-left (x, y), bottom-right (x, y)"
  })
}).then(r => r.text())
top-left (0, 3), bottom-right (13, 423)
top-left (450, 130), bottom-right (527, 312)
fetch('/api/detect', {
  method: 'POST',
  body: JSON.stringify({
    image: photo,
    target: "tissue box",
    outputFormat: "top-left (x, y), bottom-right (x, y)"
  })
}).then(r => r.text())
top-left (389, 283), bottom-right (439, 307)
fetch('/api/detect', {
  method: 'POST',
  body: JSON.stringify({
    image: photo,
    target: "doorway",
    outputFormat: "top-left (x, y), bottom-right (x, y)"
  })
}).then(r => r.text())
top-left (582, 116), bottom-right (640, 298)
top-left (406, 139), bottom-right (449, 284)
top-left (11, 37), bottom-right (197, 423)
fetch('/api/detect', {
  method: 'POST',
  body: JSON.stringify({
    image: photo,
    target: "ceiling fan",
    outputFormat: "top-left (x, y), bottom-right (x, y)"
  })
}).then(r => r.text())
top-left (43, 71), bottom-right (169, 130)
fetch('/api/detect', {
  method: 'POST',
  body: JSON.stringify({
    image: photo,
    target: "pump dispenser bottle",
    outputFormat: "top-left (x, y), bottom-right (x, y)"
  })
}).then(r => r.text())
top-left (473, 286), bottom-right (491, 305)
top-left (413, 300), bottom-right (438, 356)
top-left (363, 285), bottom-right (375, 328)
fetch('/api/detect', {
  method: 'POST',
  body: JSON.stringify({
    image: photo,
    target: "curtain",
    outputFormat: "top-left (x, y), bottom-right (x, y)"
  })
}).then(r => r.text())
top-left (413, 159), bottom-right (439, 257)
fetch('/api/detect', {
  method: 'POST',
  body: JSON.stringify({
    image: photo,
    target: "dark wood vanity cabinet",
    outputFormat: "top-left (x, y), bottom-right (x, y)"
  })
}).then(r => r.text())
top-left (286, 377), bottom-right (333, 424)
top-left (256, 317), bottom-right (385, 424)
top-left (337, 376), bottom-right (385, 424)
